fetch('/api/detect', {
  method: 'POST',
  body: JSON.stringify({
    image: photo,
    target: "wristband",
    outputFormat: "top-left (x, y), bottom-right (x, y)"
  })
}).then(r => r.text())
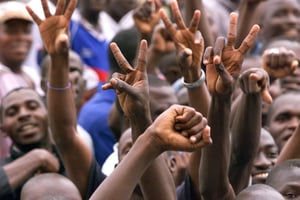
top-left (47, 81), bottom-right (72, 91)
top-left (182, 69), bottom-right (206, 89)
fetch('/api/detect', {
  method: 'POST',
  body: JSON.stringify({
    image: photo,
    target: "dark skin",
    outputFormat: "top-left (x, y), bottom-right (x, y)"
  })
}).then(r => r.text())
top-left (199, 12), bottom-right (260, 199)
top-left (102, 38), bottom-right (211, 200)
top-left (160, 2), bottom-right (210, 198)
top-left (26, 0), bottom-right (93, 198)
top-left (230, 67), bottom-right (272, 193)
top-left (89, 103), bottom-right (212, 200)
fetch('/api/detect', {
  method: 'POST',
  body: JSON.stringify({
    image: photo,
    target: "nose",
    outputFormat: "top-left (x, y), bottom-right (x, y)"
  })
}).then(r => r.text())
top-left (18, 107), bottom-right (31, 121)
top-left (287, 116), bottom-right (300, 131)
top-left (286, 12), bottom-right (298, 26)
top-left (253, 152), bottom-right (272, 170)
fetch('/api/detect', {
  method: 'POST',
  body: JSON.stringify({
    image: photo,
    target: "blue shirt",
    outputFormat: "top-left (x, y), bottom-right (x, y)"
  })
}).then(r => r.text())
top-left (78, 85), bottom-right (116, 166)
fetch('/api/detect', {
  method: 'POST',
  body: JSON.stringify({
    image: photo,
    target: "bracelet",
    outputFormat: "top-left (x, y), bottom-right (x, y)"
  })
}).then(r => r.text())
top-left (182, 69), bottom-right (206, 89)
top-left (47, 81), bottom-right (71, 91)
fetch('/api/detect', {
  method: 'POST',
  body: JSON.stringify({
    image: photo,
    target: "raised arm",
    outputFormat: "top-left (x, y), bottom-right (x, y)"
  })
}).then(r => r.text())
top-left (160, 2), bottom-right (210, 198)
top-left (102, 40), bottom-right (176, 200)
top-left (229, 67), bottom-right (272, 193)
top-left (26, 0), bottom-right (95, 197)
top-left (200, 12), bottom-right (260, 199)
top-left (90, 104), bottom-right (212, 200)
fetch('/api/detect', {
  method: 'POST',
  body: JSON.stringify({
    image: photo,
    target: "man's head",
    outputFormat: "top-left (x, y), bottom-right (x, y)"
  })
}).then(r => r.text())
top-left (105, 0), bottom-right (137, 22)
top-left (261, 0), bottom-right (300, 41)
top-left (40, 50), bottom-right (86, 108)
top-left (266, 92), bottom-right (300, 151)
top-left (236, 184), bottom-right (284, 200)
top-left (21, 173), bottom-right (81, 200)
top-left (251, 128), bottom-right (278, 184)
top-left (0, 87), bottom-right (49, 152)
top-left (266, 159), bottom-right (300, 199)
top-left (148, 74), bottom-right (178, 120)
top-left (0, 1), bottom-right (33, 69)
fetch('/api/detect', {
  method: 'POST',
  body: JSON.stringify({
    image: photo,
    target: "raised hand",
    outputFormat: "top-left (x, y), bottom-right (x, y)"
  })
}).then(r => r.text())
top-left (102, 40), bottom-right (149, 118)
top-left (26, 0), bottom-right (77, 54)
top-left (133, 0), bottom-right (161, 35)
top-left (204, 37), bottom-right (234, 96)
top-left (218, 12), bottom-right (260, 79)
top-left (262, 47), bottom-right (298, 78)
top-left (149, 105), bottom-right (211, 152)
top-left (159, 0), bottom-right (204, 81)
top-left (239, 68), bottom-right (273, 103)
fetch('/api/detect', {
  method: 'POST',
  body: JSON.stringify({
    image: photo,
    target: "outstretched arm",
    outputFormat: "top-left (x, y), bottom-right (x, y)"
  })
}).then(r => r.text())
top-left (103, 40), bottom-right (176, 200)
top-left (200, 12), bottom-right (260, 199)
top-left (90, 105), bottom-right (212, 200)
top-left (229, 68), bottom-right (272, 193)
top-left (26, 0), bottom-right (95, 198)
top-left (160, 2), bottom-right (210, 198)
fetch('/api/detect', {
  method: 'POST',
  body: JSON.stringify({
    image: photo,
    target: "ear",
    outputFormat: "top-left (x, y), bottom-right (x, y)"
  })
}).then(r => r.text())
top-left (167, 156), bottom-right (177, 174)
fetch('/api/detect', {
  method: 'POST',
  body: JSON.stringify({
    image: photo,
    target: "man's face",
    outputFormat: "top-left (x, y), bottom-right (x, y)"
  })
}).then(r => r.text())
top-left (69, 52), bottom-right (86, 106)
top-left (267, 93), bottom-right (300, 151)
top-left (268, 167), bottom-right (300, 200)
top-left (251, 129), bottom-right (278, 184)
top-left (0, 89), bottom-right (48, 149)
top-left (262, 0), bottom-right (300, 40)
top-left (0, 19), bottom-right (32, 65)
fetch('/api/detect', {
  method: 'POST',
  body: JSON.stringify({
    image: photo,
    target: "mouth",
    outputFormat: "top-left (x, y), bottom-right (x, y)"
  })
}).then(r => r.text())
top-left (253, 172), bottom-right (269, 179)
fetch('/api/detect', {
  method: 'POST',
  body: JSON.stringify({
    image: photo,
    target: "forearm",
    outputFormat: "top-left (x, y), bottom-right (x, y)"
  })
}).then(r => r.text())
top-left (200, 95), bottom-right (234, 199)
top-left (3, 151), bottom-right (44, 190)
top-left (130, 113), bottom-right (176, 200)
top-left (90, 130), bottom-right (160, 200)
top-left (229, 93), bottom-right (262, 193)
top-left (187, 84), bottom-right (210, 118)
top-left (47, 53), bottom-right (77, 143)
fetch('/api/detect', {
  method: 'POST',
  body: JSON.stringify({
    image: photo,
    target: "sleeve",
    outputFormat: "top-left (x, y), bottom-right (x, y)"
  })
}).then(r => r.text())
top-left (0, 167), bottom-right (15, 200)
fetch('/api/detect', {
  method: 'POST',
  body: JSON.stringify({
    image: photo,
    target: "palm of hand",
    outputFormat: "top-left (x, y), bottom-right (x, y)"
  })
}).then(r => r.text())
top-left (135, 13), bottom-right (160, 34)
top-left (206, 62), bottom-right (234, 96)
top-left (221, 46), bottom-right (243, 79)
top-left (118, 73), bottom-right (149, 117)
top-left (39, 16), bottom-right (69, 54)
top-left (174, 30), bottom-right (203, 67)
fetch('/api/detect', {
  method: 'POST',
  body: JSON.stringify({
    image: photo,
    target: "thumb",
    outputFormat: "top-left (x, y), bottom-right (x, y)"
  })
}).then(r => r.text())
top-left (110, 78), bottom-right (137, 97)
top-left (262, 88), bottom-right (273, 104)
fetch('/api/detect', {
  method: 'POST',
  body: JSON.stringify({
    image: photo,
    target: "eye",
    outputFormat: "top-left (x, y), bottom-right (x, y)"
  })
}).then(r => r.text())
top-left (5, 106), bottom-right (17, 117)
top-left (27, 101), bottom-right (40, 110)
top-left (275, 113), bottom-right (291, 122)
top-left (283, 192), bottom-right (297, 199)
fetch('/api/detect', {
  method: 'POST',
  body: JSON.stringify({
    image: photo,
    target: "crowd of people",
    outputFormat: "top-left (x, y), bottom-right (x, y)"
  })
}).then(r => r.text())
top-left (1, 0), bottom-right (300, 199)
